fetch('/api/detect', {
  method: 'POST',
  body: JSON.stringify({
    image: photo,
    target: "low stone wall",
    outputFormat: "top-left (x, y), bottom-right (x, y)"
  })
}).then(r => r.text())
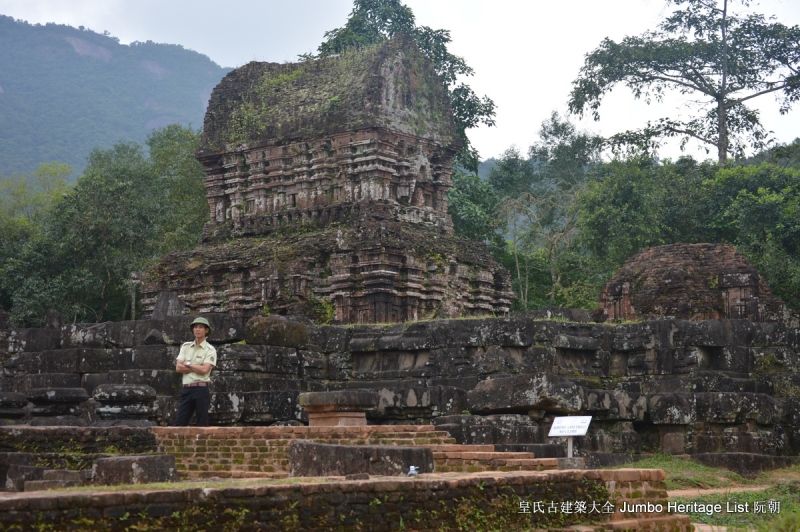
top-left (2, 313), bottom-right (800, 464)
top-left (0, 470), bottom-right (691, 531)
top-left (288, 440), bottom-right (434, 476)
top-left (152, 425), bottom-right (456, 478)
top-left (0, 427), bottom-right (171, 491)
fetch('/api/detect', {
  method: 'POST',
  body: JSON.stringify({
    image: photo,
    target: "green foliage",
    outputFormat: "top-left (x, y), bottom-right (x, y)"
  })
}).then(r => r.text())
top-left (447, 170), bottom-right (503, 250)
top-left (0, 16), bottom-right (227, 176)
top-left (3, 126), bottom-right (205, 325)
top-left (309, 296), bottom-right (335, 325)
top-left (486, 113), bottom-right (604, 310)
top-left (0, 163), bottom-right (71, 309)
top-left (704, 162), bottom-right (800, 308)
top-left (576, 156), bottom-right (715, 272)
top-left (315, 0), bottom-right (495, 171)
top-left (569, 0), bottom-right (800, 163)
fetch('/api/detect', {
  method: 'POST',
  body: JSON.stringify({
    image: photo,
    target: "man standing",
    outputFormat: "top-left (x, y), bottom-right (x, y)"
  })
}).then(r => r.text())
top-left (174, 317), bottom-right (217, 426)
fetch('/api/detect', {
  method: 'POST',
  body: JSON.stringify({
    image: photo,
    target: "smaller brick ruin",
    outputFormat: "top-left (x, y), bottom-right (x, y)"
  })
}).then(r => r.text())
top-left (598, 243), bottom-right (788, 322)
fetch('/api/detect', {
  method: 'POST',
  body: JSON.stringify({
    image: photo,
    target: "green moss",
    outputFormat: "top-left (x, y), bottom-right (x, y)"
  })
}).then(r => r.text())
top-left (309, 296), bottom-right (335, 325)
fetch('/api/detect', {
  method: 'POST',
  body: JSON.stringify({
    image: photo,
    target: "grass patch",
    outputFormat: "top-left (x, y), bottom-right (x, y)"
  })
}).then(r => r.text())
top-left (672, 483), bottom-right (800, 529)
top-left (614, 453), bottom-right (751, 490)
top-left (756, 462), bottom-right (800, 485)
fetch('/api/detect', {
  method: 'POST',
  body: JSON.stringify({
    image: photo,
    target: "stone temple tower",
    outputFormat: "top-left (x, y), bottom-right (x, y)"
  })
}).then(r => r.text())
top-left (142, 38), bottom-right (512, 323)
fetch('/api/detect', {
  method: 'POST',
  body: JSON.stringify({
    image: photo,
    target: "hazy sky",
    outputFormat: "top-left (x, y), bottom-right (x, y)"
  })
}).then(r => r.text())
top-left (2, 0), bottom-right (799, 161)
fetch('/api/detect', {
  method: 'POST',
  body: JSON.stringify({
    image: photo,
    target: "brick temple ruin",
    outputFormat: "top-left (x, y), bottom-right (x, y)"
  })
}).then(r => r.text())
top-left (599, 243), bottom-right (788, 322)
top-left (141, 38), bottom-right (512, 324)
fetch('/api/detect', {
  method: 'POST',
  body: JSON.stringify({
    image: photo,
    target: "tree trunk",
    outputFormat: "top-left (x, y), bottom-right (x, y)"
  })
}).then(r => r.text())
top-left (717, 98), bottom-right (728, 165)
top-left (718, 0), bottom-right (729, 165)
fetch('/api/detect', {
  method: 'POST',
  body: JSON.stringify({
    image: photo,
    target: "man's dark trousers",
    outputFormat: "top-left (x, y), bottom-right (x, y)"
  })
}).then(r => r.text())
top-left (175, 386), bottom-right (210, 426)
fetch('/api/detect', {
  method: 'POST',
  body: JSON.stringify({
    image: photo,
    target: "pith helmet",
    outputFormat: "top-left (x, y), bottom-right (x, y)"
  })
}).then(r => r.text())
top-left (190, 316), bottom-right (211, 332)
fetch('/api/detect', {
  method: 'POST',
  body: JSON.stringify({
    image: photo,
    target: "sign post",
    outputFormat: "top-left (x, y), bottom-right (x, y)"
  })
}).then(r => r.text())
top-left (547, 416), bottom-right (592, 458)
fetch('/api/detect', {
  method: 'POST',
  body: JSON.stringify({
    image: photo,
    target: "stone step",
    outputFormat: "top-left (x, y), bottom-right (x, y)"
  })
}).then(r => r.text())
top-left (42, 469), bottom-right (85, 482)
top-left (495, 443), bottom-right (565, 457)
top-left (24, 479), bottom-right (79, 491)
top-left (182, 470), bottom-right (288, 479)
top-left (425, 444), bottom-right (497, 452)
top-left (434, 457), bottom-right (559, 472)
top-left (432, 451), bottom-right (536, 460)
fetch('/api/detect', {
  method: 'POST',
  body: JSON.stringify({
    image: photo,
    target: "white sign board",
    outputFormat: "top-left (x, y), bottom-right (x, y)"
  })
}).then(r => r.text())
top-left (548, 416), bottom-right (592, 437)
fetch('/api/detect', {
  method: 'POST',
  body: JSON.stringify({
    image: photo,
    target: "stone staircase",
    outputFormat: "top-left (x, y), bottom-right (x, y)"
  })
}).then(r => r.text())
top-left (22, 469), bottom-right (88, 491)
top-left (153, 425), bottom-right (452, 479)
top-left (153, 425), bottom-right (565, 479)
top-left (428, 444), bottom-right (559, 472)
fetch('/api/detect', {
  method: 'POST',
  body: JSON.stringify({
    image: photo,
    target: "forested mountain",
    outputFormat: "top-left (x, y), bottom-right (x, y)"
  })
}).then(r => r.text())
top-left (0, 15), bottom-right (229, 176)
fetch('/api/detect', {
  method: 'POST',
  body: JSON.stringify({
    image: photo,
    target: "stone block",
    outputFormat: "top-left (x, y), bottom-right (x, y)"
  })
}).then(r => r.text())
top-left (694, 392), bottom-right (779, 424)
top-left (61, 322), bottom-right (136, 349)
top-left (28, 388), bottom-right (89, 404)
top-left (5, 349), bottom-right (81, 374)
top-left (216, 344), bottom-right (301, 375)
top-left (137, 314), bottom-right (245, 346)
top-left (12, 373), bottom-right (79, 395)
top-left (659, 428), bottom-right (686, 454)
top-left (209, 391), bottom-right (244, 424)
top-left (552, 334), bottom-right (600, 351)
top-left (0, 393), bottom-right (28, 409)
top-left (298, 389), bottom-right (378, 409)
top-left (246, 315), bottom-right (313, 348)
top-left (310, 325), bottom-right (351, 353)
top-left (92, 454), bottom-right (177, 485)
top-left (216, 344), bottom-right (266, 372)
top-left (211, 373), bottom-right (299, 393)
top-left (432, 414), bottom-right (541, 445)
top-left (647, 393), bottom-right (695, 424)
top-left (300, 349), bottom-right (332, 380)
top-left (77, 348), bottom-right (127, 373)
top-left (126, 345), bottom-right (178, 370)
top-left (28, 416), bottom-right (87, 426)
top-left (106, 370), bottom-right (181, 396)
top-left (691, 452), bottom-right (796, 477)
top-left (95, 404), bottom-right (157, 420)
top-left (93, 384), bottom-right (157, 404)
top-left (7, 328), bottom-right (60, 353)
top-left (371, 384), bottom-right (466, 420)
top-left (467, 374), bottom-right (584, 415)
top-left (288, 440), bottom-right (433, 476)
top-left (134, 318), bottom-right (190, 346)
top-left (240, 390), bottom-right (301, 424)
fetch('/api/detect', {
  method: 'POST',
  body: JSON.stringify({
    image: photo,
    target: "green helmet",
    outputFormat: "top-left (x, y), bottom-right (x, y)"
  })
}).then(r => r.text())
top-left (190, 316), bottom-right (211, 332)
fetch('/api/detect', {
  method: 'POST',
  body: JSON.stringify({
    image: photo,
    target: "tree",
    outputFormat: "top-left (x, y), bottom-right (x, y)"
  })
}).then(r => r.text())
top-left (4, 126), bottom-right (206, 325)
top-left (447, 170), bottom-right (503, 250)
top-left (0, 163), bottom-right (71, 310)
top-left (317, 0), bottom-right (495, 171)
top-left (569, 0), bottom-right (800, 164)
top-left (489, 114), bottom-right (603, 308)
top-left (704, 162), bottom-right (800, 307)
top-left (576, 157), bottom-right (714, 271)
top-left (147, 125), bottom-right (207, 254)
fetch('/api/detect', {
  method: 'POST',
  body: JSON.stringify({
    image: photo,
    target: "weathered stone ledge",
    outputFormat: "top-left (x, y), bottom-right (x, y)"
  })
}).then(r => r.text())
top-left (0, 469), bottom-right (690, 531)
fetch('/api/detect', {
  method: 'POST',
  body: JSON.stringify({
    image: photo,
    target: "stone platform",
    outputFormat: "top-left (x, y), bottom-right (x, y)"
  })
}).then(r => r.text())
top-left (0, 469), bottom-right (691, 531)
top-left (151, 425), bottom-right (565, 479)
